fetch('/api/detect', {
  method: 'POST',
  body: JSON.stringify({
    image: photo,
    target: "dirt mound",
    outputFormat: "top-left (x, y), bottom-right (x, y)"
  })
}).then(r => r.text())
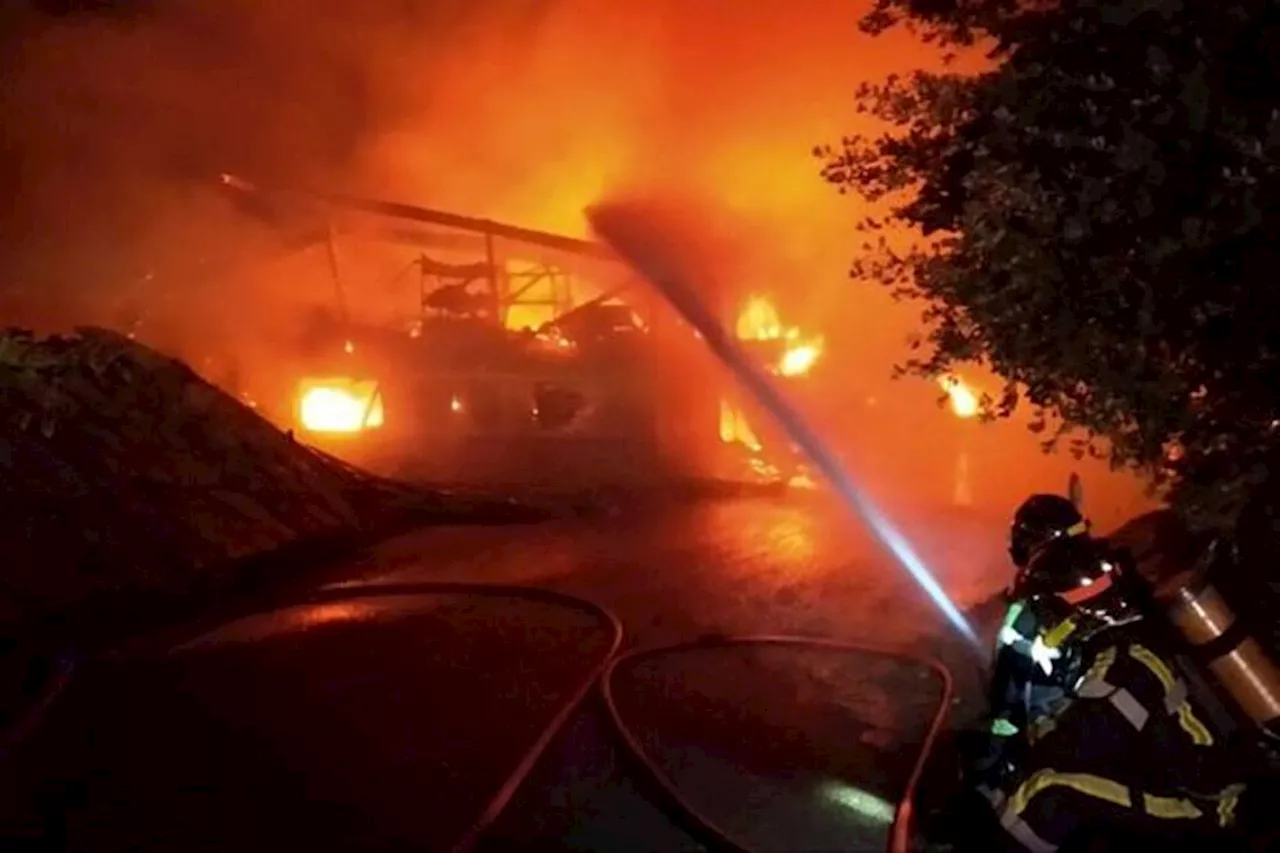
top-left (0, 327), bottom-right (447, 619)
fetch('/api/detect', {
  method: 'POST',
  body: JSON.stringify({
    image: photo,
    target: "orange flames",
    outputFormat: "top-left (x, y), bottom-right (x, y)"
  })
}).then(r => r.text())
top-left (735, 296), bottom-right (824, 378)
top-left (938, 375), bottom-right (979, 419)
top-left (719, 295), bottom-right (822, 460)
top-left (297, 378), bottom-right (385, 433)
top-left (719, 399), bottom-right (762, 451)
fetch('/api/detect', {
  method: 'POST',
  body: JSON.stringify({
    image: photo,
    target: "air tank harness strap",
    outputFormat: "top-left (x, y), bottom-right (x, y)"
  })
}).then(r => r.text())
top-left (1074, 645), bottom-right (1215, 746)
top-left (1074, 647), bottom-right (1149, 729)
top-left (1128, 644), bottom-right (1215, 746)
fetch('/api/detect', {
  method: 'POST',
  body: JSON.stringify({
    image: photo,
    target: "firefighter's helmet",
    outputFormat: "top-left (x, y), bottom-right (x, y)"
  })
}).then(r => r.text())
top-left (1011, 534), bottom-right (1141, 660)
top-left (1009, 493), bottom-right (1089, 569)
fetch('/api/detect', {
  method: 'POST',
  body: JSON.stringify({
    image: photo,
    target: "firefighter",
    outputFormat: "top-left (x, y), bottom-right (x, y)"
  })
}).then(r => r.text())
top-left (974, 494), bottom-right (1097, 776)
top-left (973, 534), bottom-right (1254, 852)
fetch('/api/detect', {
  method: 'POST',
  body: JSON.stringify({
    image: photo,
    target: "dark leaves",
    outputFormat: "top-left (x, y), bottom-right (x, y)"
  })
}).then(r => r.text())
top-left (826, 0), bottom-right (1280, 531)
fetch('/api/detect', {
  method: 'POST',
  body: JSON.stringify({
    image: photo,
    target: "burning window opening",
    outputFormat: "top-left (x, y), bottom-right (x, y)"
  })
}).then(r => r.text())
top-left (938, 375), bottom-right (979, 419)
top-left (297, 378), bottom-right (385, 433)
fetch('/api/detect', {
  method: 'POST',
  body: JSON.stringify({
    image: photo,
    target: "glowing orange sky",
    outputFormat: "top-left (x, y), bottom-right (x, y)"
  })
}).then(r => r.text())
top-left (0, 0), bottom-right (1154, 522)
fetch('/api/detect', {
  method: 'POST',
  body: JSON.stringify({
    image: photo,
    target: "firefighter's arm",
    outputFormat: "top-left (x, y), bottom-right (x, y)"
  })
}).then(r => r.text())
top-left (986, 601), bottom-right (1046, 736)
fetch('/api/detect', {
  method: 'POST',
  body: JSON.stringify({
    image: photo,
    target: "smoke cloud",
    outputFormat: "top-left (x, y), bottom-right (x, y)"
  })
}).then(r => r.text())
top-left (0, 0), bottom-right (1153, 520)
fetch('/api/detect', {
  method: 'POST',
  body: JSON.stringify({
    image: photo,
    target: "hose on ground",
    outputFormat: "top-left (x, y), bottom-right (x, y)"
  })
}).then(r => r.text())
top-left (0, 582), bottom-right (954, 853)
top-left (598, 634), bottom-right (954, 853)
top-left (0, 582), bottom-right (624, 853)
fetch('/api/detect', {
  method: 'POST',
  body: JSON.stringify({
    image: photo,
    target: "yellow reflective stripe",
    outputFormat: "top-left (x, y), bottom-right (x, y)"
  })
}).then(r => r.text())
top-left (1010, 770), bottom-right (1225, 826)
top-left (1143, 793), bottom-right (1203, 820)
top-left (1129, 645), bottom-right (1215, 746)
top-left (1129, 644), bottom-right (1176, 689)
top-left (1008, 769), bottom-right (1131, 816)
top-left (1079, 646), bottom-right (1117, 687)
top-left (1173, 704), bottom-right (1214, 745)
top-left (1217, 784), bottom-right (1245, 828)
top-left (1043, 618), bottom-right (1076, 649)
top-left (1066, 521), bottom-right (1088, 536)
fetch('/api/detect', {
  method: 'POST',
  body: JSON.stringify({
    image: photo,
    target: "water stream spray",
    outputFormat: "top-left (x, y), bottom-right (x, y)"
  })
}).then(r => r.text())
top-left (589, 205), bottom-right (981, 650)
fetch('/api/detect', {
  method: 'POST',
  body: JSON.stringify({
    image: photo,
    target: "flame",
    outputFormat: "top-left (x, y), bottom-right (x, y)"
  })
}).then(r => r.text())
top-left (736, 296), bottom-right (787, 341)
top-left (939, 375), bottom-right (979, 419)
top-left (719, 398), bottom-right (762, 451)
top-left (719, 296), bottom-right (823, 474)
top-left (298, 378), bottom-right (385, 433)
top-left (450, 394), bottom-right (464, 414)
top-left (779, 342), bottom-right (821, 377)
top-left (735, 295), bottom-right (823, 378)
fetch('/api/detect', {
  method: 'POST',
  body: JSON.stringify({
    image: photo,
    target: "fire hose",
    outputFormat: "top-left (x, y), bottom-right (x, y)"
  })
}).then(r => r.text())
top-left (596, 635), bottom-right (955, 853)
top-left (0, 582), bottom-right (952, 853)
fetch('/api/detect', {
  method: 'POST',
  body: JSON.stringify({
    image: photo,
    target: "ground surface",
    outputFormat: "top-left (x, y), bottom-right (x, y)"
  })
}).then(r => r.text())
top-left (347, 493), bottom-right (1006, 647)
top-left (0, 492), bottom-right (1011, 853)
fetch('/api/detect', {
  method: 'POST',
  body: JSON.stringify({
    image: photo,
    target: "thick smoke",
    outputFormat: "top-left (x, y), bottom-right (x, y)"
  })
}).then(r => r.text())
top-left (0, 0), bottom-right (1152, 519)
top-left (1, 0), bottom-right (924, 336)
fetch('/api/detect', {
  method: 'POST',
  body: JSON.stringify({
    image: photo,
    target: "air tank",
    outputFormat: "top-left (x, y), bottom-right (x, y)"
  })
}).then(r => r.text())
top-left (1108, 507), bottom-right (1280, 740)
top-left (1156, 568), bottom-right (1280, 737)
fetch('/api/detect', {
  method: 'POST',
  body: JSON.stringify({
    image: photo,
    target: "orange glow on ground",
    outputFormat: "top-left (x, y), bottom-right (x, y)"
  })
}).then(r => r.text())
top-left (298, 378), bottom-right (385, 433)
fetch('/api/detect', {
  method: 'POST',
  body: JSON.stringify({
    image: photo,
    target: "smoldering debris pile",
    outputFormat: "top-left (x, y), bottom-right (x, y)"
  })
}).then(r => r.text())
top-left (0, 327), bottom-right (509, 620)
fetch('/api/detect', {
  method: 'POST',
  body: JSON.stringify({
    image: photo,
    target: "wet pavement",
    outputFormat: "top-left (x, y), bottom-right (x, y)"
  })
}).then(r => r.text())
top-left (0, 492), bottom-right (1014, 853)
top-left (0, 593), bottom-right (619, 852)
top-left (342, 491), bottom-right (1010, 705)
top-left (350, 491), bottom-right (1008, 851)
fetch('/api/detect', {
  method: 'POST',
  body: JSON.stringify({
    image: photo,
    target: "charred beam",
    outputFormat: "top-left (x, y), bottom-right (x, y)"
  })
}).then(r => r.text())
top-left (220, 174), bottom-right (609, 260)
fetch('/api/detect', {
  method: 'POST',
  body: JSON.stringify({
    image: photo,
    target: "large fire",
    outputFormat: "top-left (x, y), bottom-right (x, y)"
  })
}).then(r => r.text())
top-left (297, 378), bottom-right (385, 433)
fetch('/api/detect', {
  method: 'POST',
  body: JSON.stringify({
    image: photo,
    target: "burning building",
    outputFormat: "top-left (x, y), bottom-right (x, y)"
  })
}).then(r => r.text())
top-left (218, 177), bottom-right (810, 489)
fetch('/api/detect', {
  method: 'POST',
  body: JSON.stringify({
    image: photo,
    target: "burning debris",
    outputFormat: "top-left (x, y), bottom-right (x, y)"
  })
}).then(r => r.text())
top-left (0, 327), bottom-right (508, 620)
top-left (734, 296), bottom-right (824, 379)
top-left (297, 376), bottom-right (386, 433)
top-left (718, 295), bottom-right (823, 485)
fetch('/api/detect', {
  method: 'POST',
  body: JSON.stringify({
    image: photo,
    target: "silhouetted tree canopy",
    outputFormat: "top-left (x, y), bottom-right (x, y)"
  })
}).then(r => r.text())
top-left (821, 0), bottom-right (1280, 532)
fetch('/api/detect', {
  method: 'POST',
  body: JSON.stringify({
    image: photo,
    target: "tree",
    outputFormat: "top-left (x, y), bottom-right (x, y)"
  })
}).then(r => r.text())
top-left (820, 0), bottom-right (1280, 533)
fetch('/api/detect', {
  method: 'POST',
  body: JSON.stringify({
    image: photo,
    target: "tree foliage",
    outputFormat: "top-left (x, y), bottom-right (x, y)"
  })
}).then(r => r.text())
top-left (821, 0), bottom-right (1280, 531)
